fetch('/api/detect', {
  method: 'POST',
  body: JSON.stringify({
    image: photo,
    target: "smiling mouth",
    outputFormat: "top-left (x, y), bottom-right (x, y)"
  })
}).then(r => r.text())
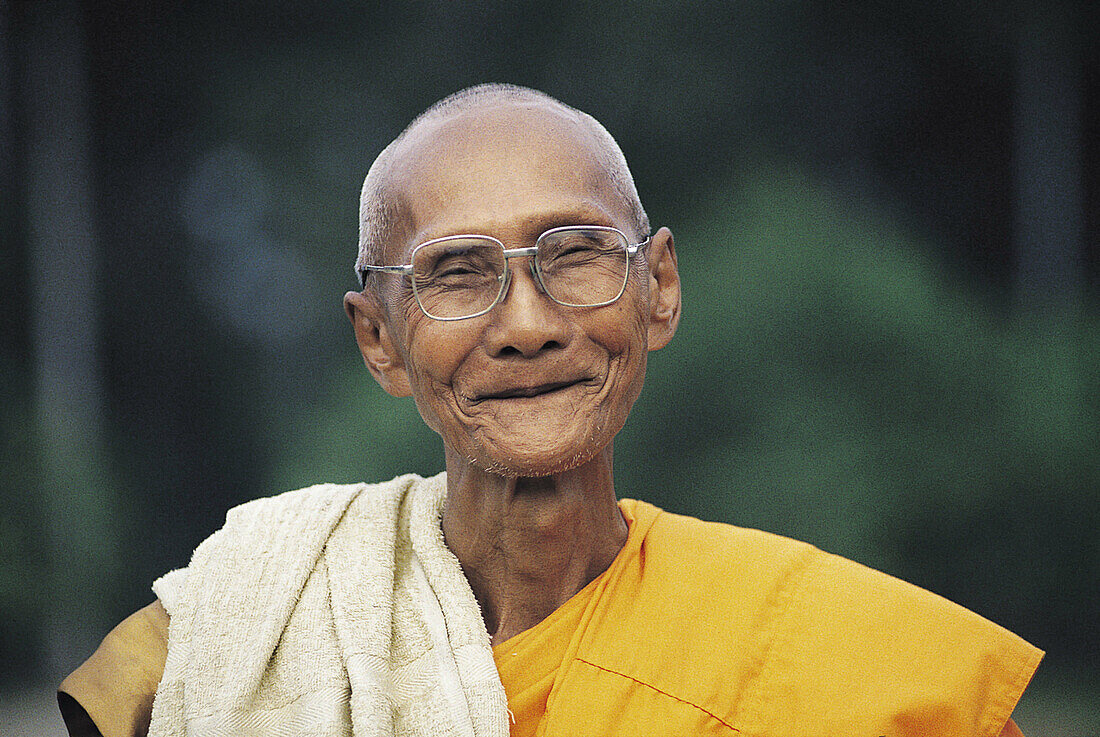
top-left (473, 379), bottom-right (586, 402)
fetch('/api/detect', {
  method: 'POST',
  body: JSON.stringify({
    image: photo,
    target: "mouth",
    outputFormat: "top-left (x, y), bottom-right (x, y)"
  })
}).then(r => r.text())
top-left (471, 379), bottom-right (588, 403)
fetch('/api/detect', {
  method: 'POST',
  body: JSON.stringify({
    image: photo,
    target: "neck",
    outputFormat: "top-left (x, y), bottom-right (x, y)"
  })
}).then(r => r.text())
top-left (441, 445), bottom-right (628, 646)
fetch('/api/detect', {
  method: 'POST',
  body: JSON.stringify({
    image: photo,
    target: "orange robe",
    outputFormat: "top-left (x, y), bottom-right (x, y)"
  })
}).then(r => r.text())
top-left (61, 499), bottom-right (1040, 736)
top-left (493, 499), bottom-right (1041, 737)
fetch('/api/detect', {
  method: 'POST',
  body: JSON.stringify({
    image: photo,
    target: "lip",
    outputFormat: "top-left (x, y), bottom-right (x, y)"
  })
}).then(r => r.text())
top-left (470, 379), bottom-right (588, 403)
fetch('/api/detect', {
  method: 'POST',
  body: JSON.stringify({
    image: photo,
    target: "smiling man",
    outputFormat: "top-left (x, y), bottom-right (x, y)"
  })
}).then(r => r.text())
top-left (60, 84), bottom-right (1040, 737)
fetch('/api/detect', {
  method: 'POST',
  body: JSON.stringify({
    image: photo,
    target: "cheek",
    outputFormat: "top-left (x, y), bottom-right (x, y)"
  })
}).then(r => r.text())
top-left (403, 316), bottom-right (481, 393)
top-left (402, 326), bottom-right (463, 437)
top-left (607, 297), bottom-right (652, 397)
top-left (594, 294), bottom-right (650, 357)
top-left (578, 300), bottom-right (649, 422)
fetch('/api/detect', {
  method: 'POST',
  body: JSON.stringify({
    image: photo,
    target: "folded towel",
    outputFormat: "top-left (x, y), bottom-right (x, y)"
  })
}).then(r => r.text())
top-left (148, 472), bottom-right (509, 737)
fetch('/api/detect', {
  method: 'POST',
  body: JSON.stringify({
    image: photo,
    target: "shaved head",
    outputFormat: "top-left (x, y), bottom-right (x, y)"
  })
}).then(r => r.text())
top-left (356, 84), bottom-right (649, 287)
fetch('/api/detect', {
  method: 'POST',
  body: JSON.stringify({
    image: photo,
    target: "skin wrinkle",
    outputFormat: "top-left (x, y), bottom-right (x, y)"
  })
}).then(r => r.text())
top-left (456, 347), bottom-right (631, 478)
top-left (344, 92), bottom-right (681, 644)
top-left (399, 248), bottom-right (645, 477)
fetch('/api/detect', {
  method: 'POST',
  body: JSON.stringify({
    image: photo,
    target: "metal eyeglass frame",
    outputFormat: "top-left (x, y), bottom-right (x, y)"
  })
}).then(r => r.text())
top-left (357, 225), bottom-right (651, 321)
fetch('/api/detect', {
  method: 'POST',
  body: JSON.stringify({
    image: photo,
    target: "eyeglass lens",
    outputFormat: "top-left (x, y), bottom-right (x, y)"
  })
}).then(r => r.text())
top-left (410, 228), bottom-right (630, 319)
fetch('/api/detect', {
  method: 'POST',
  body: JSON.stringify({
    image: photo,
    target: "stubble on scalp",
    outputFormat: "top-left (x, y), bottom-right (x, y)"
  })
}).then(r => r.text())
top-left (355, 84), bottom-right (650, 288)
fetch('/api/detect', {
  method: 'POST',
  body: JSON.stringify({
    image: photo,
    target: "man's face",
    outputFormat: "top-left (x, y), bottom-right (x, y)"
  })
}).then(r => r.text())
top-left (365, 103), bottom-right (660, 477)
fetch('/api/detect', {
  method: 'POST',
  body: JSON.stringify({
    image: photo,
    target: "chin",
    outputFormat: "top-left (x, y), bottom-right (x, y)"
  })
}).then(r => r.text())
top-left (469, 434), bottom-right (609, 479)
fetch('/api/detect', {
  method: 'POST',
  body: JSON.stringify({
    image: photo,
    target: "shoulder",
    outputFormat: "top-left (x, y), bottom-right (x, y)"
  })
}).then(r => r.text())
top-left (756, 542), bottom-right (1043, 735)
top-left (625, 500), bottom-right (1036, 651)
top-left (609, 501), bottom-right (1042, 736)
top-left (637, 498), bottom-right (1045, 674)
top-left (158, 473), bottom-right (441, 617)
top-left (58, 474), bottom-right (441, 735)
top-left (58, 601), bottom-right (169, 737)
top-left (622, 499), bottom-right (819, 594)
top-left (150, 480), bottom-right (371, 616)
top-left (223, 478), bottom-right (390, 524)
top-left (216, 473), bottom-right (443, 533)
top-left (198, 474), bottom-right (435, 560)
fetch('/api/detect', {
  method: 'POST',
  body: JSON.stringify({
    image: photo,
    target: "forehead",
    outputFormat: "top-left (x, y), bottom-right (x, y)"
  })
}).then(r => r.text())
top-left (389, 102), bottom-right (627, 253)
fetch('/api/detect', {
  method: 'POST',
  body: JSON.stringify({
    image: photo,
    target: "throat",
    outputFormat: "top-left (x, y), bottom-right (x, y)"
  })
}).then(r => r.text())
top-left (469, 544), bottom-right (616, 647)
top-left (440, 465), bottom-right (628, 646)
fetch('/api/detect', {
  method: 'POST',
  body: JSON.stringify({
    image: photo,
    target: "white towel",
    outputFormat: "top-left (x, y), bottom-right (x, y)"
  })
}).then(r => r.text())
top-left (148, 472), bottom-right (509, 737)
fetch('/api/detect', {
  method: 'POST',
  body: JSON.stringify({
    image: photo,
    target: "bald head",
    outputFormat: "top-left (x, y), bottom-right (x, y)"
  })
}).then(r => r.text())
top-left (356, 84), bottom-right (649, 285)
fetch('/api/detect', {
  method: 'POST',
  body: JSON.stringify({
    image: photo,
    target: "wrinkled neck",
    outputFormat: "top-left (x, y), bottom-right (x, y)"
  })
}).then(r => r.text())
top-left (441, 446), bottom-right (627, 645)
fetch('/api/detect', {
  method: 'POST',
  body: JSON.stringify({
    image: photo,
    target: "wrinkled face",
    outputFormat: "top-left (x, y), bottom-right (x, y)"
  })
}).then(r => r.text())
top-left (379, 103), bottom-right (653, 477)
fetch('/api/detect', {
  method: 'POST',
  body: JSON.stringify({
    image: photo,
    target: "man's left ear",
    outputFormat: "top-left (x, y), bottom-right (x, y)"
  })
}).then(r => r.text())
top-left (645, 227), bottom-right (681, 351)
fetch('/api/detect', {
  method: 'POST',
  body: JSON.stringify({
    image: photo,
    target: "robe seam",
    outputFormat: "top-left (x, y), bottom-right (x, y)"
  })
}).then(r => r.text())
top-left (729, 543), bottom-right (819, 733)
top-left (574, 656), bottom-right (741, 733)
top-left (976, 641), bottom-right (1044, 737)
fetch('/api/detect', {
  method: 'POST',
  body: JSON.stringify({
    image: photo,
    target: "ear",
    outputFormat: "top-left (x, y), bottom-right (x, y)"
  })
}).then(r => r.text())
top-left (343, 290), bottom-right (412, 397)
top-left (645, 227), bottom-right (681, 351)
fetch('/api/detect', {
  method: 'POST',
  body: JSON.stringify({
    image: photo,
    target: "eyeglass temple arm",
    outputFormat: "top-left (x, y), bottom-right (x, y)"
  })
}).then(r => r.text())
top-left (627, 236), bottom-right (651, 255)
top-left (357, 263), bottom-right (411, 288)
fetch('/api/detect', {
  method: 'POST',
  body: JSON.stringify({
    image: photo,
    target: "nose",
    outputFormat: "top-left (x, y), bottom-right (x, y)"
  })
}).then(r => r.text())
top-left (483, 259), bottom-right (570, 358)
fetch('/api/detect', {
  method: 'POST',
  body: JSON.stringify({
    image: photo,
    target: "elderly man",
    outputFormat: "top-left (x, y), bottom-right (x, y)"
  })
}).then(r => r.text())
top-left (60, 84), bottom-right (1040, 737)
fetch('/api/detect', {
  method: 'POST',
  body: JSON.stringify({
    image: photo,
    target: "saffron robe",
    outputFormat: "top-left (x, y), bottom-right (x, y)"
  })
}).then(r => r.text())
top-left (491, 499), bottom-right (1041, 737)
top-left (60, 491), bottom-right (1041, 736)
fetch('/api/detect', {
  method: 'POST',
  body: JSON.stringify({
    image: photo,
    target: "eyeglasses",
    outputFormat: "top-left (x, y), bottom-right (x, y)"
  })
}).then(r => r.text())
top-left (358, 225), bottom-right (651, 321)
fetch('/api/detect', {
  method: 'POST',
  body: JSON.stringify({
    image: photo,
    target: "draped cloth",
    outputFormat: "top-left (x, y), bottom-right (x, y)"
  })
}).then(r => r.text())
top-left (494, 499), bottom-right (1042, 737)
top-left (147, 472), bottom-right (508, 737)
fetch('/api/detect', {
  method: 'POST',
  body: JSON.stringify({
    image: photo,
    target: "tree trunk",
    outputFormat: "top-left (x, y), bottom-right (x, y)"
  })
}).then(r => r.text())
top-left (22, 0), bottom-right (117, 677)
top-left (1013, 8), bottom-right (1084, 311)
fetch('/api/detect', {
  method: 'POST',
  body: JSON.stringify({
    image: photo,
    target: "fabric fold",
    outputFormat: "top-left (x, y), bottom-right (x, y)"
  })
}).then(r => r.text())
top-left (148, 473), bottom-right (509, 737)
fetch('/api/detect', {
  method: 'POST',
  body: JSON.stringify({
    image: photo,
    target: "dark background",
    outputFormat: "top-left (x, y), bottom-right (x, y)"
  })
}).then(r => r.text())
top-left (2, 1), bottom-right (1097, 732)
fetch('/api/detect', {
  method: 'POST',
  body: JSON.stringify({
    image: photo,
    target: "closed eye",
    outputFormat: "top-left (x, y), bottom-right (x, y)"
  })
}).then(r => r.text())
top-left (437, 265), bottom-right (480, 277)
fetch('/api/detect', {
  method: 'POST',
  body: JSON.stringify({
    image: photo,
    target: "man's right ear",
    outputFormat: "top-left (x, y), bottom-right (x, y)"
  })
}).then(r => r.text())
top-left (343, 291), bottom-right (412, 398)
